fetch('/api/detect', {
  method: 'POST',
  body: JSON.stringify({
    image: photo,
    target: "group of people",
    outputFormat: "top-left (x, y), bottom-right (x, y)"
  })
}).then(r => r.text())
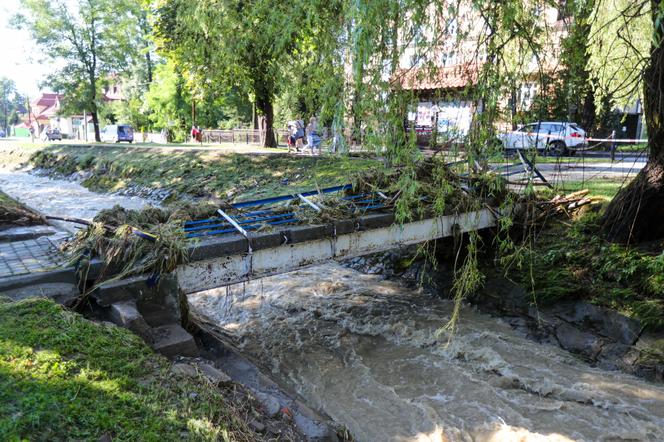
top-left (287, 117), bottom-right (321, 154)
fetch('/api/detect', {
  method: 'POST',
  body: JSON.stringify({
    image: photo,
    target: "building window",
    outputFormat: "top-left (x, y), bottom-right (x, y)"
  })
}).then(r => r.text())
top-left (411, 24), bottom-right (424, 47)
top-left (519, 82), bottom-right (537, 109)
top-left (557, 0), bottom-right (569, 20)
top-left (410, 52), bottom-right (423, 68)
top-left (441, 51), bottom-right (457, 67)
top-left (477, 46), bottom-right (488, 62)
top-left (534, 4), bottom-right (543, 17)
top-left (447, 18), bottom-right (457, 38)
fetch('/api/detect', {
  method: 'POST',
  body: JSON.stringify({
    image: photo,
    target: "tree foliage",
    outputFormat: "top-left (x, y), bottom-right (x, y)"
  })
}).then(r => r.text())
top-left (14, 0), bottom-right (145, 141)
top-left (588, 0), bottom-right (651, 109)
top-left (154, 0), bottom-right (344, 147)
top-left (0, 77), bottom-right (25, 135)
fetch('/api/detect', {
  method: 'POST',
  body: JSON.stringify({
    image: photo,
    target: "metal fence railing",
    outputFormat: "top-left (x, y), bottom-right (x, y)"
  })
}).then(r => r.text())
top-left (201, 128), bottom-right (334, 146)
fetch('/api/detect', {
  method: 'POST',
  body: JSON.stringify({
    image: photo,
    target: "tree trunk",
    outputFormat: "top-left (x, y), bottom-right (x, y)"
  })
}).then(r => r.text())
top-left (256, 95), bottom-right (276, 148)
top-left (601, 0), bottom-right (664, 243)
top-left (581, 88), bottom-right (595, 132)
top-left (91, 108), bottom-right (101, 142)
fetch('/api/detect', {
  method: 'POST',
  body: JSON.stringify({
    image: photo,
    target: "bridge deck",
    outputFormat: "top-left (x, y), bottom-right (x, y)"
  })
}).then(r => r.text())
top-left (177, 208), bottom-right (496, 293)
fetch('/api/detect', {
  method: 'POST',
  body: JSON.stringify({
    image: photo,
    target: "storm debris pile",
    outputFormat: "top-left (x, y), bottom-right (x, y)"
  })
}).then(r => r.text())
top-left (0, 191), bottom-right (45, 228)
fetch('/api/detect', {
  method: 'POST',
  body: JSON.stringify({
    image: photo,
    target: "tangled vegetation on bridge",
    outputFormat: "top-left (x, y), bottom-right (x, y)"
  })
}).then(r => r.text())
top-left (0, 191), bottom-right (45, 228)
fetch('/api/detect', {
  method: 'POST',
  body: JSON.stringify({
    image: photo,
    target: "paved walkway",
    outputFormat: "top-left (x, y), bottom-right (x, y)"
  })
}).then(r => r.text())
top-left (0, 236), bottom-right (66, 279)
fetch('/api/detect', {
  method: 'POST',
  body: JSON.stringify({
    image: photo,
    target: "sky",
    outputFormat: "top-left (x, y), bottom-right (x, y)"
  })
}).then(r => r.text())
top-left (0, 0), bottom-right (55, 97)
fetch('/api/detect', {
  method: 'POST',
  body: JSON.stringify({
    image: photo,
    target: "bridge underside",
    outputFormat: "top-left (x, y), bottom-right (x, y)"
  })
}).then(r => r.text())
top-left (176, 208), bottom-right (496, 293)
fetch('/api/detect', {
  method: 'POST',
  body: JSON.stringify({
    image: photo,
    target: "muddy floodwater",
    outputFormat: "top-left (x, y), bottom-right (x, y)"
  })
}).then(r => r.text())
top-left (190, 263), bottom-right (664, 442)
top-left (0, 170), bottom-right (150, 230)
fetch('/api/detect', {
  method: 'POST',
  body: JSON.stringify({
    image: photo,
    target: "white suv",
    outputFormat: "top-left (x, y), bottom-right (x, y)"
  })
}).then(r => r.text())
top-left (498, 122), bottom-right (587, 155)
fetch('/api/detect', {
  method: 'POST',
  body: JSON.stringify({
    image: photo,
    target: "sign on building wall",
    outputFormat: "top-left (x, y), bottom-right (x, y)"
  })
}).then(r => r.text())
top-left (436, 101), bottom-right (472, 136)
top-left (416, 102), bottom-right (432, 126)
top-left (407, 100), bottom-right (474, 138)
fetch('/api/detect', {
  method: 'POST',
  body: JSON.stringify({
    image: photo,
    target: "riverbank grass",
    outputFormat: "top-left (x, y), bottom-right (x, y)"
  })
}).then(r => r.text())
top-left (538, 179), bottom-right (625, 201)
top-left (28, 145), bottom-right (381, 202)
top-left (0, 297), bottom-right (253, 441)
top-left (507, 211), bottom-right (664, 330)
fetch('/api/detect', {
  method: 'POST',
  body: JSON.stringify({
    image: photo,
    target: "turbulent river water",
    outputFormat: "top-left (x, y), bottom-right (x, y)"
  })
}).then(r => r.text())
top-left (189, 263), bottom-right (664, 442)
top-left (2, 170), bottom-right (663, 441)
top-left (0, 170), bottom-right (150, 229)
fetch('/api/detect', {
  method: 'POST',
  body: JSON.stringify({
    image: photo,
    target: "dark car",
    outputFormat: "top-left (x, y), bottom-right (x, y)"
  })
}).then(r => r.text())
top-left (45, 129), bottom-right (62, 141)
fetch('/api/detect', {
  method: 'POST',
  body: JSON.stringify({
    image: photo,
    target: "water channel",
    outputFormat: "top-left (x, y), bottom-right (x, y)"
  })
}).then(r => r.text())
top-left (0, 170), bottom-right (150, 231)
top-left (190, 264), bottom-right (664, 441)
top-left (2, 170), bottom-right (664, 441)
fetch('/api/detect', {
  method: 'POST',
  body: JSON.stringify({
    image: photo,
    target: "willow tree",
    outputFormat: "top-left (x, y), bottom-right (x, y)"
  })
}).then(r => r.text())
top-left (154, 0), bottom-right (342, 147)
top-left (586, 0), bottom-right (663, 242)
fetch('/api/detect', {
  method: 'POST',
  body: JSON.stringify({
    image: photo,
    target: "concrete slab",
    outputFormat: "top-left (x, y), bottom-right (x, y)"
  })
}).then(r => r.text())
top-left (0, 225), bottom-right (58, 242)
top-left (177, 208), bottom-right (497, 293)
top-left (93, 275), bottom-right (149, 307)
top-left (151, 324), bottom-right (198, 358)
top-left (188, 235), bottom-right (249, 261)
top-left (197, 362), bottom-right (232, 385)
top-left (358, 213), bottom-right (395, 230)
top-left (0, 268), bottom-right (77, 300)
top-left (109, 300), bottom-right (152, 340)
top-left (249, 232), bottom-right (285, 251)
top-left (333, 219), bottom-right (357, 235)
top-left (2, 282), bottom-right (79, 304)
top-left (138, 300), bottom-right (180, 327)
top-left (285, 225), bottom-right (331, 244)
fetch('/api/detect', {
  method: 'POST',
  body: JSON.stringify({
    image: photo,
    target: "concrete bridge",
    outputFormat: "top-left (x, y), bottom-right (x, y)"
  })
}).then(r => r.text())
top-left (0, 186), bottom-right (502, 357)
top-left (176, 208), bottom-right (496, 293)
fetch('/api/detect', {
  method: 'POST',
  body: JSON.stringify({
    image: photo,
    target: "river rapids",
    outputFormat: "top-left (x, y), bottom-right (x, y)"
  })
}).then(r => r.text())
top-left (189, 263), bottom-right (664, 442)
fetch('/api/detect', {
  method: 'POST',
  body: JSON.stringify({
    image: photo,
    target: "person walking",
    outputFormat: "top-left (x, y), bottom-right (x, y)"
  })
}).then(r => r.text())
top-left (306, 116), bottom-right (319, 155)
top-left (295, 117), bottom-right (305, 151)
top-left (287, 121), bottom-right (298, 153)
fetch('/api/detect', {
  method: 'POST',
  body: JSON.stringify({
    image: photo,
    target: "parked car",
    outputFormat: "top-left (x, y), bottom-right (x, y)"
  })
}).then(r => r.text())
top-left (45, 128), bottom-right (62, 141)
top-left (101, 124), bottom-right (134, 143)
top-left (498, 122), bottom-right (586, 155)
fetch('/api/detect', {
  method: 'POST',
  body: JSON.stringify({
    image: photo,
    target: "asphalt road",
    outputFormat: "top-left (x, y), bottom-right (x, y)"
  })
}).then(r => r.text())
top-left (508, 154), bottom-right (647, 182)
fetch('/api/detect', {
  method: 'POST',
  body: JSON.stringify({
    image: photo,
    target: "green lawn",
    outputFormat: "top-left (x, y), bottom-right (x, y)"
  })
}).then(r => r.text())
top-left (505, 212), bottom-right (664, 331)
top-left (0, 297), bottom-right (253, 441)
top-left (545, 179), bottom-right (627, 200)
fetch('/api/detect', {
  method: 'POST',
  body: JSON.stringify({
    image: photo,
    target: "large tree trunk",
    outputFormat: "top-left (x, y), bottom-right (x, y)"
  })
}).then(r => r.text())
top-left (91, 109), bottom-right (101, 142)
top-left (256, 94), bottom-right (277, 148)
top-left (601, 0), bottom-right (664, 243)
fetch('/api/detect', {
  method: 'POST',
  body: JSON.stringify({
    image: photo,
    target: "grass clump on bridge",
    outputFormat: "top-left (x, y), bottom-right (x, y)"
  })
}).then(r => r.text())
top-left (0, 296), bottom-right (254, 441)
top-left (63, 205), bottom-right (204, 296)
